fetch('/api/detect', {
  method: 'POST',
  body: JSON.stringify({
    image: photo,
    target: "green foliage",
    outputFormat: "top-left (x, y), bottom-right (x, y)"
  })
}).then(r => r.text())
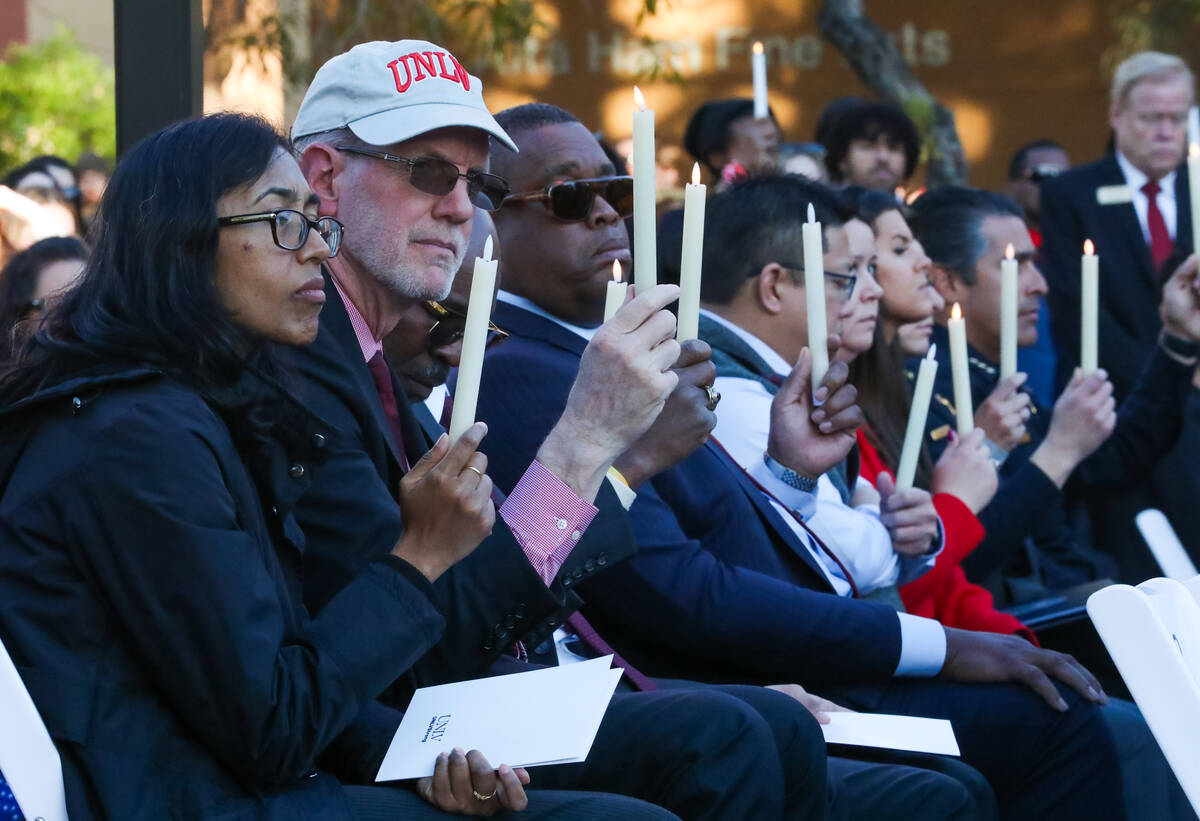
top-left (1104, 0), bottom-right (1200, 75)
top-left (0, 26), bottom-right (115, 174)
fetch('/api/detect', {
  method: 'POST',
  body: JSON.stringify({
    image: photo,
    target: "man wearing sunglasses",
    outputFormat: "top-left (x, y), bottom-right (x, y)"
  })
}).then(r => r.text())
top-left (284, 39), bottom-right (830, 819)
top-left (473, 102), bottom-right (1128, 819)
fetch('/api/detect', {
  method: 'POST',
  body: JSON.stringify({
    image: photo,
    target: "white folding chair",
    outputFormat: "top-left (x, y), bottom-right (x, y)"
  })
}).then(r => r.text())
top-left (0, 636), bottom-right (68, 821)
top-left (1088, 579), bottom-right (1200, 815)
top-left (1136, 509), bottom-right (1198, 581)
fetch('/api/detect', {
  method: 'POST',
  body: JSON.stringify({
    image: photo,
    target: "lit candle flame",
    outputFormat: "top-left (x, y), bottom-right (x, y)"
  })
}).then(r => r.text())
top-left (951, 302), bottom-right (962, 320)
top-left (482, 235), bottom-right (494, 262)
top-left (905, 187), bottom-right (927, 205)
top-left (806, 202), bottom-right (816, 223)
top-left (1084, 239), bottom-right (1094, 256)
top-left (1191, 143), bottom-right (1199, 158)
top-left (752, 41), bottom-right (764, 55)
top-left (1005, 243), bottom-right (1015, 260)
top-left (691, 162), bottom-right (701, 186)
top-left (613, 259), bottom-right (623, 283)
top-left (633, 86), bottom-right (646, 111)
top-left (927, 343), bottom-right (937, 360)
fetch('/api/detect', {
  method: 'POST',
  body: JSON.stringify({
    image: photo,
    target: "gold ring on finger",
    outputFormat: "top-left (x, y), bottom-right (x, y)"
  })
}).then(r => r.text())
top-left (464, 466), bottom-right (484, 479)
top-left (473, 787), bottom-right (498, 802)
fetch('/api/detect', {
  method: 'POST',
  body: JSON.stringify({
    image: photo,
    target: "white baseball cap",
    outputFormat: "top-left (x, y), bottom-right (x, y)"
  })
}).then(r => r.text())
top-left (291, 40), bottom-right (517, 152)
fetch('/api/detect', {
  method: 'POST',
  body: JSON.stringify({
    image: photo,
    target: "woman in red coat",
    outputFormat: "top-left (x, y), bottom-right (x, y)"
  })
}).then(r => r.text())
top-left (838, 188), bottom-right (1036, 644)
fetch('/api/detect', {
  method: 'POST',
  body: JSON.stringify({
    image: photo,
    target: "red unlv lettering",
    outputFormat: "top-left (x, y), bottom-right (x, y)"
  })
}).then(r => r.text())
top-left (387, 51), bottom-right (471, 94)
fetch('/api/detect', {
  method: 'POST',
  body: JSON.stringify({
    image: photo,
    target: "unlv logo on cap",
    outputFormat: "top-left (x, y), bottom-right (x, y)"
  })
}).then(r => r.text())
top-left (387, 51), bottom-right (471, 94)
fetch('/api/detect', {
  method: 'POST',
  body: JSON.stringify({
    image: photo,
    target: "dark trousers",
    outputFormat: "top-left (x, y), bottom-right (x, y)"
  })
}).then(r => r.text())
top-left (343, 784), bottom-right (679, 820)
top-left (820, 679), bottom-right (1123, 821)
top-left (654, 679), bottom-right (995, 821)
top-left (529, 686), bottom-right (803, 820)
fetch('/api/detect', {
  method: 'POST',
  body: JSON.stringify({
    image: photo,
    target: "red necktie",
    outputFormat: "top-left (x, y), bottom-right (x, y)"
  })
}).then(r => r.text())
top-left (366, 351), bottom-right (410, 472)
top-left (1142, 179), bottom-right (1173, 272)
top-left (566, 611), bottom-right (658, 691)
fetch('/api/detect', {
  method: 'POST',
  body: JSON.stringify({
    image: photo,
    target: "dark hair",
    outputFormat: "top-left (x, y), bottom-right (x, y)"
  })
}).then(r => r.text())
top-left (909, 186), bottom-right (1022, 285)
top-left (1007, 139), bottom-right (1065, 180)
top-left (823, 102), bottom-right (921, 182)
top-left (683, 99), bottom-right (768, 174)
top-left (850, 326), bottom-right (934, 490)
top-left (0, 236), bottom-right (88, 355)
top-left (814, 96), bottom-right (868, 149)
top-left (840, 184), bottom-right (911, 226)
top-left (491, 103), bottom-right (581, 180)
top-left (700, 175), bottom-right (853, 304)
top-left (0, 113), bottom-right (291, 399)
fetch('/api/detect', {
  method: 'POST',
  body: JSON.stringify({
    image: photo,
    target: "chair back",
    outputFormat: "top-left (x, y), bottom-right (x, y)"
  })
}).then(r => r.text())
top-left (1088, 580), bottom-right (1200, 814)
top-left (1136, 509), bottom-right (1198, 580)
top-left (0, 635), bottom-right (68, 821)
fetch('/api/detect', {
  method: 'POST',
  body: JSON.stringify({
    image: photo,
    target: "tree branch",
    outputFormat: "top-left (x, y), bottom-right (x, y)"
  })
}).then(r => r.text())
top-left (817, 0), bottom-right (967, 186)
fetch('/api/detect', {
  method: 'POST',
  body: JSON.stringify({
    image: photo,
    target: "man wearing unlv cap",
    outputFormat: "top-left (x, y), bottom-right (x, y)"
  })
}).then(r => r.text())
top-left (282, 39), bottom-right (833, 819)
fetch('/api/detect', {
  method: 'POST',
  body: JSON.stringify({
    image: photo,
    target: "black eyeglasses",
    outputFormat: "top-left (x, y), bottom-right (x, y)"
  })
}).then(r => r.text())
top-left (776, 265), bottom-right (858, 300)
top-left (423, 301), bottom-right (509, 349)
top-left (502, 176), bottom-right (634, 222)
top-left (217, 210), bottom-right (344, 257)
top-left (336, 146), bottom-right (510, 212)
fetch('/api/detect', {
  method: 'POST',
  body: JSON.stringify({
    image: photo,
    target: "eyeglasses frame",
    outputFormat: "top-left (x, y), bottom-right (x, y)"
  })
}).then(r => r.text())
top-left (501, 175), bottom-right (635, 222)
top-left (217, 210), bottom-right (345, 256)
top-left (335, 145), bottom-right (511, 211)
top-left (423, 300), bottom-right (509, 348)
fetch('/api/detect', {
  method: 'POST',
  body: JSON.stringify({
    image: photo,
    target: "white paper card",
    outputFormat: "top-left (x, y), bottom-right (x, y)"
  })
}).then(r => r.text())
top-left (821, 712), bottom-right (960, 756)
top-left (376, 656), bottom-right (622, 781)
top-left (1096, 184), bottom-right (1134, 206)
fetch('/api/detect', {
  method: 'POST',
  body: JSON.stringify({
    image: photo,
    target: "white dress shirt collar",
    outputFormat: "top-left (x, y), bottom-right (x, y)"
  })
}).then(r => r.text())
top-left (497, 290), bottom-right (600, 342)
top-left (699, 308), bottom-right (793, 377)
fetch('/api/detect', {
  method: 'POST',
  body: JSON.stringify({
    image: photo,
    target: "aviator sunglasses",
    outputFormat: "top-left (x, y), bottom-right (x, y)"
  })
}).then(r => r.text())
top-left (336, 145), bottom-right (511, 212)
top-left (502, 176), bottom-right (634, 222)
top-left (217, 210), bottom-right (344, 256)
top-left (423, 301), bottom-right (509, 349)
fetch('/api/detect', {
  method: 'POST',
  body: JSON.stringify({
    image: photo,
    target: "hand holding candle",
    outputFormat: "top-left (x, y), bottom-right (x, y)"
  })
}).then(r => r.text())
top-left (604, 259), bottom-right (628, 322)
top-left (896, 345), bottom-right (938, 490)
top-left (1080, 240), bottom-right (1098, 373)
top-left (676, 163), bottom-right (707, 341)
top-left (632, 86), bottom-right (657, 294)
top-left (447, 236), bottom-right (498, 441)
top-left (751, 41), bottom-right (768, 119)
top-left (947, 303), bottom-right (974, 435)
top-left (999, 243), bottom-right (1018, 380)
top-left (802, 203), bottom-right (830, 389)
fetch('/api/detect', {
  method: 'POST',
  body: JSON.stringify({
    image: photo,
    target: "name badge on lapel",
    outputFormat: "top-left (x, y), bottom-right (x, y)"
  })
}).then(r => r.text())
top-left (1096, 184), bottom-right (1134, 205)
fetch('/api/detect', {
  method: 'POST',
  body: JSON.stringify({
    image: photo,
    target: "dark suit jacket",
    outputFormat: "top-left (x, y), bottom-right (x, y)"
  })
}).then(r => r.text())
top-left (283, 275), bottom-right (635, 689)
top-left (472, 301), bottom-right (903, 686)
top-left (1040, 154), bottom-right (1193, 399)
top-left (0, 366), bottom-right (441, 820)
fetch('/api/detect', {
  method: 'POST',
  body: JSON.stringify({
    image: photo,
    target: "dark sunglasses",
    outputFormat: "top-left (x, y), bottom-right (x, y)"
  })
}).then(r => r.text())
top-left (336, 145), bottom-right (510, 212)
top-left (217, 210), bottom-right (344, 256)
top-left (776, 265), bottom-right (858, 300)
top-left (502, 176), bottom-right (634, 222)
top-left (423, 300), bottom-right (509, 349)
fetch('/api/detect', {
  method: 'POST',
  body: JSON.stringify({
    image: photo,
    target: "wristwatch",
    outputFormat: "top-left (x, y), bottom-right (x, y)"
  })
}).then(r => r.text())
top-left (763, 452), bottom-right (819, 493)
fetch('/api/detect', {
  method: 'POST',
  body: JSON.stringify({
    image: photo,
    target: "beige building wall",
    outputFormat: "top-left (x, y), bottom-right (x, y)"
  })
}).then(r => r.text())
top-left (26, 0), bottom-right (114, 64)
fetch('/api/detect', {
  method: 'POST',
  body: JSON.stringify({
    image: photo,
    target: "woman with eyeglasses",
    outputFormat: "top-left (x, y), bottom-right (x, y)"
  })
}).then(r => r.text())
top-left (837, 187), bottom-right (1034, 643)
top-left (0, 114), bottom-right (652, 821)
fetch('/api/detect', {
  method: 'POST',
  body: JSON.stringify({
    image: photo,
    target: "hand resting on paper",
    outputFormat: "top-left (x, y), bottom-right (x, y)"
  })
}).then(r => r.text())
top-left (417, 748), bottom-right (531, 816)
top-left (766, 683), bottom-right (853, 725)
top-left (394, 423), bottom-right (495, 583)
top-left (612, 339), bottom-right (718, 488)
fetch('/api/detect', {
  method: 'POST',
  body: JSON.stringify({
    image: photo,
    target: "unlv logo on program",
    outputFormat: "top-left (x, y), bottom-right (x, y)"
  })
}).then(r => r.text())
top-left (387, 51), bottom-right (471, 94)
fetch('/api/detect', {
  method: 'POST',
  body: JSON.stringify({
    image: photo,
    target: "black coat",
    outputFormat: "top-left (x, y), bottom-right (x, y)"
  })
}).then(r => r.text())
top-left (282, 275), bottom-right (637, 690)
top-left (1040, 154), bottom-right (1194, 399)
top-left (0, 365), bottom-right (445, 820)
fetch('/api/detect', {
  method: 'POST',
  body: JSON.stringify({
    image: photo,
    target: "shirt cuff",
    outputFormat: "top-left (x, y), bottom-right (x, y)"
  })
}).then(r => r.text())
top-left (499, 460), bottom-right (599, 586)
top-left (750, 453), bottom-right (817, 520)
top-left (894, 613), bottom-right (948, 676)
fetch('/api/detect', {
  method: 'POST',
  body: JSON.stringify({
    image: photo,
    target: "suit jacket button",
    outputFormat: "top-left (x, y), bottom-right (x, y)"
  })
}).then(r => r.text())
top-left (289, 464), bottom-right (305, 478)
top-left (597, 553), bottom-right (608, 566)
top-left (547, 617), bottom-right (560, 628)
top-left (482, 639), bottom-right (494, 651)
top-left (515, 603), bottom-right (527, 617)
top-left (584, 559), bottom-right (596, 573)
top-left (311, 433), bottom-right (327, 449)
top-left (503, 615), bottom-right (518, 630)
